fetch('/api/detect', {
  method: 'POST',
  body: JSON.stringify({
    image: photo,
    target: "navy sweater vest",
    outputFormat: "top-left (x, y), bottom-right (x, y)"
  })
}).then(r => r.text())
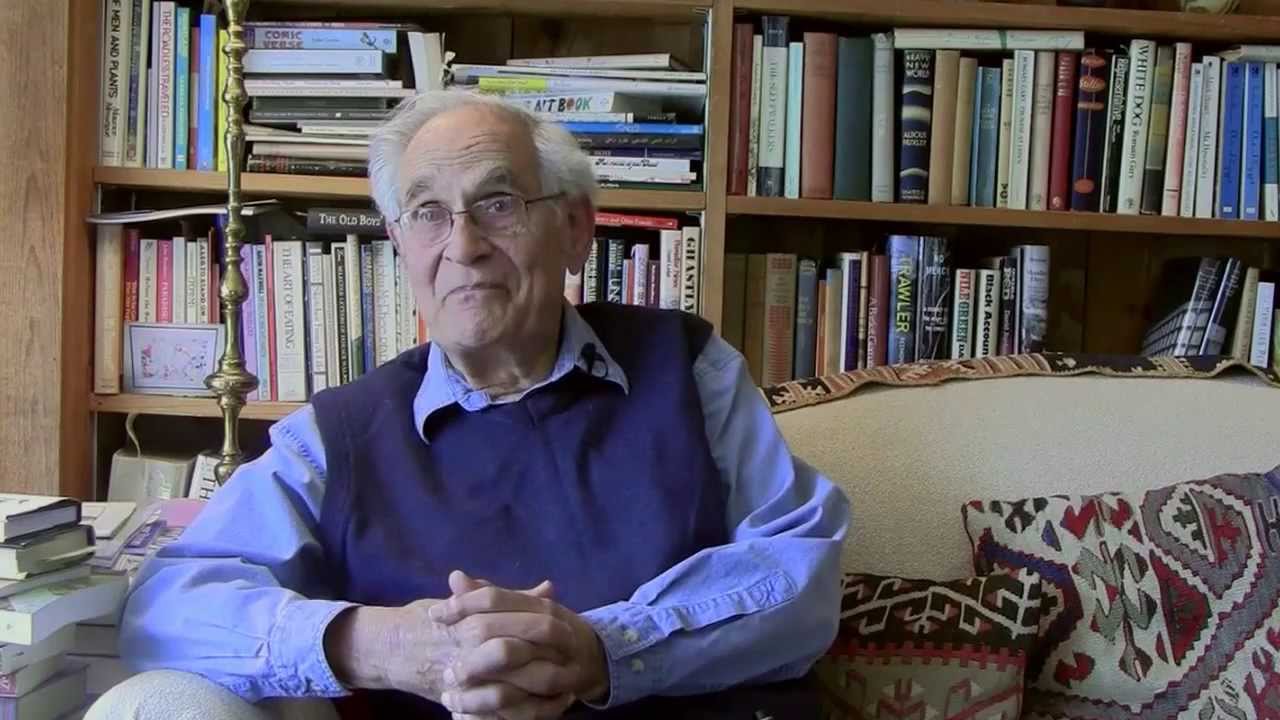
top-left (311, 304), bottom-right (728, 716)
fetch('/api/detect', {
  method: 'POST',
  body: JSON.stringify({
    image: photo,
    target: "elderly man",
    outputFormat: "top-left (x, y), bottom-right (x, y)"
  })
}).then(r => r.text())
top-left (91, 91), bottom-right (849, 720)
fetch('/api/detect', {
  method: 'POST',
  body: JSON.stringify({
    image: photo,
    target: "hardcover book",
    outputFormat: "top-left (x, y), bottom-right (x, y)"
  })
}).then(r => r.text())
top-left (898, 50), bottom-right (934, 203)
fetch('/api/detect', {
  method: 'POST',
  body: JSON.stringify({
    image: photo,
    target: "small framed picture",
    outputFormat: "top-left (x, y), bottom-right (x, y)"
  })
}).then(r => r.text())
top-left (123, 323), bottom-right (227, 396)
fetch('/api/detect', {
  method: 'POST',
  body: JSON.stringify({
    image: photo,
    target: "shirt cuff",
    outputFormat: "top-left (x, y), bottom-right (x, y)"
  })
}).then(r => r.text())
top-left (267, 598), bottom-right (358, 697)
top-left (580, 602), bottom-right (672, 708)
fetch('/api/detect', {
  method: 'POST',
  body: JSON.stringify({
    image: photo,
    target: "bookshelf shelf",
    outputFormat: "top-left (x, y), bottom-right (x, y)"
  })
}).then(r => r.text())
top-left (735, 0), bottom-right (1280, 43)
top-left (727, 196), bottom-right (1280, 239)
top-left (265, 0), bottom-right (708, 20)
top-left (90, 393), bottom-right (300, 422)
top-left (93, 167), bottom-right (707, 212)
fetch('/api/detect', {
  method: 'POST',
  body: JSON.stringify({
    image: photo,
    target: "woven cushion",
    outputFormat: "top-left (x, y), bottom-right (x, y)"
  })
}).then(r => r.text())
top-left (814, 570), bottom-right (1042, 720)
top-left (963, 465), bottom-right (1280, 718)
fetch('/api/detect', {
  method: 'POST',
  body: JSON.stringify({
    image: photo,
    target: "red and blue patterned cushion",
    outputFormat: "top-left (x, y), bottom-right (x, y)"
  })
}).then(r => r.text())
top-left (963, 464), bottom-right (1280, 719)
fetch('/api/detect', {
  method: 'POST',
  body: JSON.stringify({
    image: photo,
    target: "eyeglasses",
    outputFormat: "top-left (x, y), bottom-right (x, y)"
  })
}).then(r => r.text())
top-left (392, 192), bottom-right (563, 245)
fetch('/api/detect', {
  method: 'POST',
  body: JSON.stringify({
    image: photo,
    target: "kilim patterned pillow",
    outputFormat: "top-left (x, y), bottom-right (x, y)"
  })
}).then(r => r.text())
top-left (963, 465), bottom-right (1280, 719)
top-left (814, 570), bottom-right (1042, 720)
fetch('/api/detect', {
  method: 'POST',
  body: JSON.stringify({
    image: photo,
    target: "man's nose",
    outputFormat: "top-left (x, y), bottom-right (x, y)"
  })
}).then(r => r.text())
top-left (441, 213), bottom-right (491, 265)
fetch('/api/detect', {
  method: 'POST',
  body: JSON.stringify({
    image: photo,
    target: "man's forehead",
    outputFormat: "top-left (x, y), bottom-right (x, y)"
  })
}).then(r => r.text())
top-left (399, 105), bottom-right (538, 194)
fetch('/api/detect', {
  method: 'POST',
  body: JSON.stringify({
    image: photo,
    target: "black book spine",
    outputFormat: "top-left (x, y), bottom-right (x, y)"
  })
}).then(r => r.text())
top-left (306, 208), bottom-right (385, 235)
top-left (999, 254), bottom-right (1019, 355)
top-left (606, 238), bottom-right (626, 303)
top-left (1071, 49), bottom-right (1111, 212)
top-left (574, 134), bottom-right (702, 150)
top-left (1099, 52), bottom-right (1130, 213)
top-left (898, 50), bottom-right (934, 203)
top-left (834, 37), bottom-right (874, 200)
top-left (914, 236), bottom-right (952, 360)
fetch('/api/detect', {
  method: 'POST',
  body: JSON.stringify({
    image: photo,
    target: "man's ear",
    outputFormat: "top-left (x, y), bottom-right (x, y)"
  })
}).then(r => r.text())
top-left (386, 220), bottom-right (401, 255)
top-left (562, 194), bottom-right (596, 273)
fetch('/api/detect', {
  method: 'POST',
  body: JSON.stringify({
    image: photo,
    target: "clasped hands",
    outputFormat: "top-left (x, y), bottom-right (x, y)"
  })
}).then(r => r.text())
top-left (383, 570), bottom-right (610, 720)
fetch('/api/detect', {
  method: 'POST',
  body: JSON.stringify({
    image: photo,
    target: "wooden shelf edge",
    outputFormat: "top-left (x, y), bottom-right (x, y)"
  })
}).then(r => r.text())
top-left (94, 167), bottom-right (705, 212)
top-left (90, 393), bottom-right (301, 421)
top-left (264, 0), bottom-right (709, 18)
top-left (726, 196), bottom-right (1280, 239)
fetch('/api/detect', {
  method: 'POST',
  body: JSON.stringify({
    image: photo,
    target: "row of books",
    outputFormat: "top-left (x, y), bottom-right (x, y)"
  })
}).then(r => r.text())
top-left (241, 20), bottom-right (445, 177)
top-left (452, 54), bottom-right (708, 191)
top-left (723, 238), bottom-right (1051, 385)
top-left (563, 213), bottom-right (703, 311)
top-left (1142, 256), bottom-right (1279, 368)
top-left (98, 0), bottom-right (224, 171)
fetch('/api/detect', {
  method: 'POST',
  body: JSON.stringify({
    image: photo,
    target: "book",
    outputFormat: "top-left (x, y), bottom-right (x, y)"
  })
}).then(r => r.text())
top-left (1179, 63), bottom-right (1204, 218)
top-left (0, 624), bottom-right (75, 675)
top-left (86, 200), bottom-right (282, 224)
top-left (0, 662), bottom-right (87, 720)
top-left (1161, 43), bottom-right (1193, 216)
top-left (887, 236), bottom-right (919, 364)
top-left (1252, 279), bottom-right (1276, 368)
top-left (1071, 49), bottom-right (1110, 212)
top-left (974, 268), bottom-right (1001, 358)
top-left (898, 50), bottom-right (934, 204)
top-left (927, 50), bottom-right (960, 205)
top-left (1139, 44), bottom-right (1173, 215)
top-left (952, 56), bottom-right (978, 205)
top-left (0, 497), bottom-right (79, 544)
top-left (757, 16), bottom-right (788, 197)
top-left (833, 36), bottom-right (873, 201)
top-left (1027, 50), bottom-right (1056, 210)
top-left (871, 33), bottom-right (896, 203)
top-left (1219, 62), bottom-right (1246, 218)
top-left (951, 268), bottom-right (976, 360)
top-left (996, 58), bottom-right (1015, 208)
top-left (1195, 57), bottom-right (1222, 219)
top-left (1007, 50), bottom-right (1036, 210)
top-left (915, 237), bottom-right (952, 360)
top-left (1241, 62), bottom-right (1265, 220)
top-left (891, 29), bottom-right (1084, 51)
top-left (1048, 51), bottom-right (1078, 211)
top-left (0, 575), bottom-right (128, 646)
top-left (1266, 63), bottom-right (1279, 221)
top-left (1099, 51), bottom-right (1130, 213)
top-left (747, 33), bottom-right (762, 197)
top-left (800, 32), bottom-right (837, 199)
top-left (0, 525), bottom-right (94, 581)
top-left (784, 41), bottom-right (804, 199)
top-left (1117, 39), bottom-right (1156, 215)
top-left (1231, 267), bottom-right (1261, 362)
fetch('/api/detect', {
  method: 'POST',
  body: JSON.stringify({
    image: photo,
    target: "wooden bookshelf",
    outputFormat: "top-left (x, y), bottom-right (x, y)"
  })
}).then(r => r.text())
top-left (93, 167), bottom-right (707, 211)
top-left (266, 0), bottom-right (708, 19)
top-left (728, 197), bottom-right (1280, 239)
top-left (90, 393), bottom-right (300, 422)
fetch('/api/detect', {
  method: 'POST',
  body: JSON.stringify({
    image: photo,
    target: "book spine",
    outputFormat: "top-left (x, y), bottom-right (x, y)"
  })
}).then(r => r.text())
top-left (951, 268), bottom-right (975, 360)
top-left (331, 244), bottom-right (349, 385)
top-left (814, 278), bottom-right (827, 376)
top-left (395, 253), bottom-right (414, 354)
top-left (1161, 43), bottom-right (1192, 215)
top-left (1179, 63), bottom-right (1204, 217)
top-left (800, 32), bottom-right (837, 199)
top-left (914, 237), bottom-right (952, 360)
top-left (263, 234), bottom-right (278, 398)
top-left (1266, 63), bottom-right (1279, 221)
top-left (1140, 45), bottom-right (1174, 215)
top-left (359, 244), bottom-right (375, 372)
top-left (156, 2), bottom-right (175, 169)
top-left (886, 236), bottom-right (918, 364)
top-left (743, 255), bottom-right (767, 383)
top-left (682, 229), bottom-right (705, 312)
top-left (999, 256), bottom-right (1018, 355)
top-left (762, 253), bottom-right (797, 385)
top-left (583, 240), bottom-right (600, 303)
top-left (659, 230), bottom-right (681, 310)
top-left (1117, 39), bottom-right (1155, 215)
top-left (216, 28), bottom-right (228, 172)
top-left (821, 268), bottom-right (843, 373)
top-left (195, 234), bottom-right (210, 325)
top-left (304, 242), bottom-right (328, 394)
top-left (871, 33), bottom-right (896, 203)
top-left (747, 34), bottom-right (762, 197)
top-left (1231, 267), bottom-right (1260, 362)
top-left (892, 28), bottom-right (1084, 51)
top-left (794, 258), bottom-right (818, 379)
top-left (156, 240), bottom-right (172, 323)
top-left (323, 246), bottom-right (340, 388)
top-left (123, 229), bottom-right (140, 322)
top-left (243, 48), bottom-right (386, 75)
top-left (1007, 50), bottom-right (1036, 210)
top-left (188, 26), bottom-right (198, 172)
top-left (606, 238), bottom-right (625, 302)
top-left (1252, 281), bottom-right (1275, 368)
top-left (170, 235), bottom-right (185, 323)
top-left (996, 58), bottom-right (1015, 208)
top-left (784, 42), bottom-right (804, 199)
top-left (594, 212), bottom-right (681, 230)
top-left (138, 238), bottom-right (157, 323)
top-left (196, 14), bottom-right (216, 170)
top-left (867, 254), bottom-right (889, 368)
top-left (1200, 258), bottom-right (1243, 355)
top-left (240, 245), bottom-right (258, 399)
top-left (245, 157), bottom-right (369, 176)
top-left (172, 6), bottom-right (189, 170)
top-left (757, 16), bottom-right (788, 197)
top-left (968, 67), bottom-right (984, 207)
top-left (125, 0), bottom-right (147, 167)
top-left (372, 240), bottom-right (397, 367)
top-left (1027, 50), bottom-right (1056, 210)
top-left (1049, 51), bottom-right (1078, 210)
top-left (927, 50), bottom-right (960, 205)
top-left (974, 268), bottom-right (1001, 357)
top-left (1242, 62), bottom-right (1264, 220)
top-left (1219, 62), bottom-right (1245, 219)
top-left (243, 26), bottom-right (399, 52)
top-left (951, 57), bottom-right (978, 206)
top-left (93, 226), bottom-right (124, 394)
top-left (1017, 245), bottom-right (1051, 353)
top-left (834, 37), bottom-right (873, 201)
top-left (898, 50), bottom-right (934, 204)
top-left (1099, 53), bottom-right (1130, 212)
top-left (99, 0), bottom-right (131, 166)
top-left (630, 244), bottom-right (650, 306)
top-left (646, 260), bottom-right (659, 308)
top-left (274, 242), bottom-right (309, 401)
top-left (1196, 57), bottom-right (1222, 219)
top-left (344, 236), bottom-right (364, 378)
top-left (1071, 49), bottom-right (1110, 212)
top-left (147, 15), bottom-right (157, 167)
top-left (975, 67), bottom-right (1001, 208)
top-left (857, 254), bottom-right (871, 369)
top-left (839, 253), bottom-right (861, 372)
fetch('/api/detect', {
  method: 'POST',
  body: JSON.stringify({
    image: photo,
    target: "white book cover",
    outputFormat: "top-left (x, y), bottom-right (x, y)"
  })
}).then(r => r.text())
top-left (194, 236), bottom-right (210, 326)
top-left (0, 624), bottom-right (74, 675)
top-left (1007, 50), bottom-right (1037, 210)
top-left (1267, 63), bottom-right (1279, 221)
top-left (747, 35), bottom-right (763, 198)
top-left (1179, 63), bottom-right (1204, 218)
top-left (155, 1), bottom-right (175, 169)
top-left (1196, 56), bottom-right (1222, 219)
top-left (892, 28), bottom-right (1084, 51)
top-left (996, 58), bottom-right (1015, 208)
top-left (0, 655), bottom-right (64, 698)
top-left (250, 245), bottom-right (269, 399)
top-left (871, 33), bottom-right (896, 203)
top-left (272, 241), bottom-right (308, 401)
top-left (1028, 50), bottom-right (1055, 210)
top-left (508, 53), bottom-right (683, 70)
top-left (170, 235), bottom-right (186, 324)
top-left (344, 236), bottom-right (364, 379)
top-left (630, 243), bottom-right (650, 306)
top-left (395, 254), bottom-right (415, 353)
top-left (324, 252), bottom-right (341, 389)
top-left (0, 574), bottom-right (129, 646)
top-left (659, 230), bottom-right (681, 310)
top-left (758, 37), bottom-right (788, 195)
top-left (99, 0), bottom-right (133, 166)
top-left (1162, 43), bottom-right (1193, 216)
top-left (452, 63), bottom-right (705, 84)
top-left (680, 226), bottom-right (701, 314)
top-left (0, 497), bottom-right (77, 543)
top-left (93, 225), bottom-right (124, 394)
top-left (184, 235), bottom-right (200, 324)
top-left (1117, 39), bottom-right (1156, 215)
top-left (371, 240), bottom-right (397, 367)
top-left (951, 269), bottom-right (975, 359)
top-left (1251, 281), bottom-right (1275, 368)
top-left (244, 48), bottom-right (385, 75)
top-left (1232, 267), bottom-right (1260, 361)
top-left (244, 78), bottom-right (412, 99)
top-left (306, 243), bottom-right (329, 394)
top-left (139, 237), bottom-right (157, 323)
top-left (408, 32), bottom-right (445, 93)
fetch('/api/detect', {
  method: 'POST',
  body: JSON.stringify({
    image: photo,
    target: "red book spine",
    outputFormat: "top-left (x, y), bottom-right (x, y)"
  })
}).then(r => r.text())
top-left (124, 229), bottom-right (140, 322)
top-left (156, 239), bottom-right (173, 323)
top-left (866, 254), bottom-right (890, 367)
top-left (622, 259), bottom-right (634, 305)
top-left (264, 233), bottom-right (278, 401)
top-left (801, 32), bottom-right (838, 199)
top-left (594, 212), bottom-right (679, 230)
top-left (1049, 52), bottom-right (1079, 211)
top-left (728, 23), bottom-right (754, 196)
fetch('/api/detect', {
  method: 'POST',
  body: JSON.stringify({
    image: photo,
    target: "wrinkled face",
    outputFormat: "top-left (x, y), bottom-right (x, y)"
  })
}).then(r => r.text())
top-left (388, 105), bottom-right (591, 354)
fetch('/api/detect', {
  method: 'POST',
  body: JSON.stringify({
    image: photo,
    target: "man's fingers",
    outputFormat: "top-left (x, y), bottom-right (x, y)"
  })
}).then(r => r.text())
top-left (452, 613), bottom-right (575, 656)
top-left (441, 686), bottom-right (574, 719)
top-left (451, 638), bottom-right (576, 695)
top-left (446, 572), bottom-right (556, 603)
top-left (432, 585), bottom-right (561, 625)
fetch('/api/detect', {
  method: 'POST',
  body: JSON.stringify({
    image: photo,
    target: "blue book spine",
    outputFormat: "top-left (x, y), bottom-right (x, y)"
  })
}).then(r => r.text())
top-left (556, 122), bottom-right (703, 134)
top-left (1220, 62), bottom-right (1245, 219)
top-left (898, 50), bottom-right (933, 203)
top-left (243, 26), bottom-right (398, 53)
top-left (793, 259), bottom-right (818, 379)
top-left (976, 67), bottom-right (1001, 207)
top-left (1071, 49), bottom-right (1110, 212)
top-left (1266, 68), bottom-right (1279, 218)
top-left (886, 236), bottom-right (918, 365)
top-left (968, 69), bottom-right (984, 206)
top-left (360, 243), bottom-right (375, 374)
top-left (173, 7), bottom-right (190, 170)
top-left (784, 42), bottom-right (804, 199)
top-left (1243, 62), bottom-right (1264, 219)
top-left (196, 14), bottom-right (217, 171)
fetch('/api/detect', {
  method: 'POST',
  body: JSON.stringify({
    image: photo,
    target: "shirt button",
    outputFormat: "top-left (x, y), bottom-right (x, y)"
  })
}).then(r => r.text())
top-left (622, 628), bottom-right (639, 643)
top-left (630, 659), bottom-right (645, 673)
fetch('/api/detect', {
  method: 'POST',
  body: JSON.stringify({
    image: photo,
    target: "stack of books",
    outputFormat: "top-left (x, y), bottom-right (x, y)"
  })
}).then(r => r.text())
top-left (566, 212), bottom-right (702, 313)
top-left (724, 239), bottom-right (1051, 385)
top-left (242, 20), bottom-right (445, 177)
top-left (451, 54), bottom-right (708, 191)
top-left (0, 495), bottom-right (132, 718)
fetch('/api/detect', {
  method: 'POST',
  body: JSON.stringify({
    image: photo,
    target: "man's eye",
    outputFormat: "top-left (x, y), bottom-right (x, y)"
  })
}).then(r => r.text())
top-left (415, 206), bottom-right (451, 224)
top-left (480, 196), bottom-right (516, 216)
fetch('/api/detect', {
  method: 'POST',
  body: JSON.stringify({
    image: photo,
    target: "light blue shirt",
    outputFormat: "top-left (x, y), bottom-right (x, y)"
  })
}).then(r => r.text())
top-left (118, 305), bottom-right (851, 707)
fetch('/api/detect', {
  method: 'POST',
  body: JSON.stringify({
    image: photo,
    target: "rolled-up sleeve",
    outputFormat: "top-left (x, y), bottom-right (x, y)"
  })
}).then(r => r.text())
top-left (582, 334), bottom-right (850, 706)
top-left (117, 405), bottom-right (355, 703)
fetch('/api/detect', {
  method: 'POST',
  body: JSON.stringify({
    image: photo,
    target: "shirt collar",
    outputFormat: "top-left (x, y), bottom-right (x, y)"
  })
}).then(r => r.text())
top-left (413, 303), bottom-right (629, 442)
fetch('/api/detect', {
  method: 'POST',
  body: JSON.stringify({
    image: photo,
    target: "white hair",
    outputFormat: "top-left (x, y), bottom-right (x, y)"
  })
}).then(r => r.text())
top-left (367, 90), bottom-right (598, 220)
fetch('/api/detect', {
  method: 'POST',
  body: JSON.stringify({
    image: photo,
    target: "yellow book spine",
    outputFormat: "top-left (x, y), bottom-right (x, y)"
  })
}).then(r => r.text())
top-left (216, 29), bottom-right (229, 173)
top-left (477, 77), bottom-right (549, 92)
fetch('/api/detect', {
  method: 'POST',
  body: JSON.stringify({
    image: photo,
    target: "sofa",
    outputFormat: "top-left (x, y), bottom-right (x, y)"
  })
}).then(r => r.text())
top-left (770, 353), bottom-right (1280, 719)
